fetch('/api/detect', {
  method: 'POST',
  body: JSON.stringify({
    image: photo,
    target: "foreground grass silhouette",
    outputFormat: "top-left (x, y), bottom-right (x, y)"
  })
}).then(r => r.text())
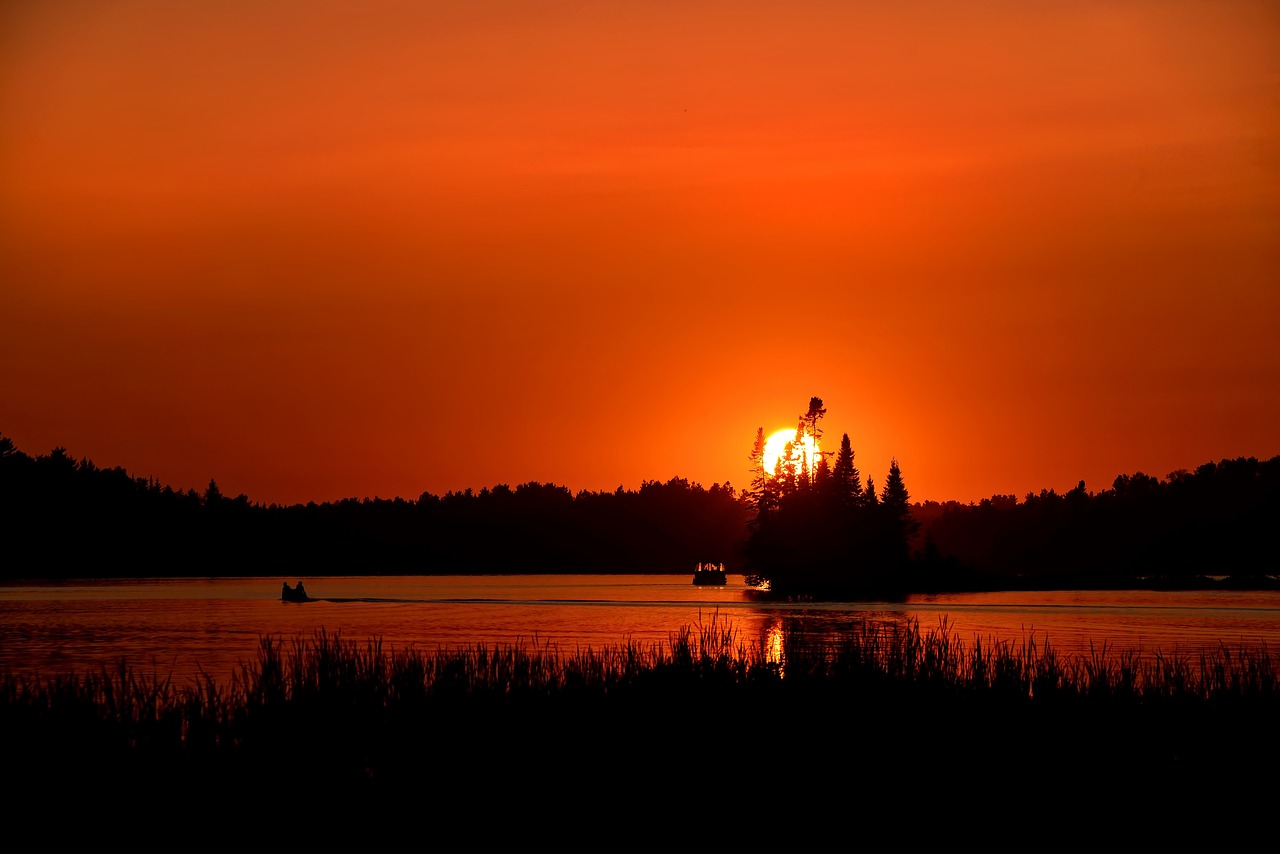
top-left (4, 616), bottom-right (1277, 821)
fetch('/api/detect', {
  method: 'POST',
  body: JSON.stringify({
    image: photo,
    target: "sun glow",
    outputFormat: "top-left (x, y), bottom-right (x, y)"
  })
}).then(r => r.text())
top-left (762, 429), bottom-right (820, 478)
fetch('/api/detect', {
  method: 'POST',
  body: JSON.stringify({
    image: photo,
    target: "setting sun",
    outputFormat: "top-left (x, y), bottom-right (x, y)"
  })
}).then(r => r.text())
top-left (762, 429), bottom-right (820, 478)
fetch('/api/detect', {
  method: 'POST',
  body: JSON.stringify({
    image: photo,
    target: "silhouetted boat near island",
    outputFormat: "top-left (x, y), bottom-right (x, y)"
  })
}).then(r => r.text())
top-left (692, 562), bottom-right (727, 585)
top-left (281, 581), bottom-right (311, 602)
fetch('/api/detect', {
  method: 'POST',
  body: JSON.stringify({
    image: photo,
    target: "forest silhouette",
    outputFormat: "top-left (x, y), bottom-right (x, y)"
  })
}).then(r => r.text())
top-left (1, 425), bottom-right (1276, 592)
top-left (5, 422), bottom-right (1280, 830)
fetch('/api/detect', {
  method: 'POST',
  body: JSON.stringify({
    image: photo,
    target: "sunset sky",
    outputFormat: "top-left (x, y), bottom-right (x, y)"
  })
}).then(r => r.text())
top-left (3, 1), bottom-right (1277, 508)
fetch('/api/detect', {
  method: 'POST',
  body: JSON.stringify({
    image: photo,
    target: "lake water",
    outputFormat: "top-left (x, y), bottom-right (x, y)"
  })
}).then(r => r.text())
top-left (3, 574), bottom-right (1279, 687)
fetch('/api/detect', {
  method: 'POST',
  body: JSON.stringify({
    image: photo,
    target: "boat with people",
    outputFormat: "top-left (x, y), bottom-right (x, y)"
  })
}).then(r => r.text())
top-left (692, 562), bottom-right (728, 585)
top-left (281, 581), bottom-right (311, 602)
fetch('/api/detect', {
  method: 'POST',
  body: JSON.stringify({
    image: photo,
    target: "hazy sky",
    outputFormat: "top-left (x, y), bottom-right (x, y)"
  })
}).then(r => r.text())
top-left (3, 1), bottom-right (1277, 506)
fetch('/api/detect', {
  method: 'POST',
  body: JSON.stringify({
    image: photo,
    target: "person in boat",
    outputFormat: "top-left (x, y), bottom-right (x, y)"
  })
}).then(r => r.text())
top-left (281, 581), bottom-right (308, 601)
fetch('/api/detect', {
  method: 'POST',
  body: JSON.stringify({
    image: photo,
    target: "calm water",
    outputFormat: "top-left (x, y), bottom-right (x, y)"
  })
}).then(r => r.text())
top-left (2, 574), bottom-right (1278, 687)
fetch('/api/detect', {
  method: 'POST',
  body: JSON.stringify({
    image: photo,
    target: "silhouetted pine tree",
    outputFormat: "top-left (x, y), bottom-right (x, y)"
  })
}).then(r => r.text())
top-left (875, 457), bottom-right (917, 571)
top-left (830, 433), bottom-right (863, 507)
top-left (801, 397), bottom-right (826, 449)
top-left (813, 451), bottom-right (831, 494)
top-left (744, 427), bottom-right (776, 524)
top-left (777, 437), bottom-right (801, 498)
top-left (881, 458), bottom-right (917, 537)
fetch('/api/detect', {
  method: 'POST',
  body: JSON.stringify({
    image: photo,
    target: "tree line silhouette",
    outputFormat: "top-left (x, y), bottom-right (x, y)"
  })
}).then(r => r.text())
top-left (1, 427), bottom-right (1276, 589)
top-left (913, 457), bottom-right (1280, 590)
top-left (0, 432), bottom-right (744, 577)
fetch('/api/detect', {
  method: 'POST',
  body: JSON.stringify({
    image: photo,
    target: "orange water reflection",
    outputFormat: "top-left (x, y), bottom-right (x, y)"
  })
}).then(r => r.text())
top-left (3, 576), bottom-right (1278, 687)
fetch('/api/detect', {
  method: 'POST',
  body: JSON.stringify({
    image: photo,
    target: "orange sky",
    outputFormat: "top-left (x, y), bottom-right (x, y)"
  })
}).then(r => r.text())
top-left (3, 1), bottom-right (1278, 507)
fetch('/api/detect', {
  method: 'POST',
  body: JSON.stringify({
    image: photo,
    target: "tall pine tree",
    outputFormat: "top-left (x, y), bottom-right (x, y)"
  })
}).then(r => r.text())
top-left (745, 427), bottom-right (775, 522)
top-left (830, 433), bottom-right (863, 506)
top-left (877, 457), bottom-right (918, 570)
top-left (881, 457), bottom-right (915, 532)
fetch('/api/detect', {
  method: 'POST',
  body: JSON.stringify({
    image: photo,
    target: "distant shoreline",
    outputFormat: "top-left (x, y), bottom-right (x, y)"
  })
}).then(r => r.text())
top-left (5, 569), bottom-right (1278, 595)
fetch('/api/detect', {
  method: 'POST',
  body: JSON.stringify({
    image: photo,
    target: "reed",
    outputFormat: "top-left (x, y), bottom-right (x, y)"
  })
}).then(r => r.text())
top-left (5, 617), bottom-right (1276, 714)
top-left (3, 614), bottom-right (1277, 809)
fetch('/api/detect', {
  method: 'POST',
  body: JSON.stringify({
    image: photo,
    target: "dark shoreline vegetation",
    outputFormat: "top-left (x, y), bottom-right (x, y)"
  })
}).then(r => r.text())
top-left (5, 617), bottom-right (1278, 814)
top-left (2, 425), bottom-right (1276, 593)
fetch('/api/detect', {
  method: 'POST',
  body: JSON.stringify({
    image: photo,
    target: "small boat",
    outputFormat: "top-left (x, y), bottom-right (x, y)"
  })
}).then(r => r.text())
top-left (281, 581), bottom-right (311, 602)
top-left (692, 562), bottom-right (728, 585)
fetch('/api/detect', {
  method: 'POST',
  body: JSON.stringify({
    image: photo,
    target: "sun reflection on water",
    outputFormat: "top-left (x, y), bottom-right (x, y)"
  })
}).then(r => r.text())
top-left (762, 620), bottom-right (785, 670)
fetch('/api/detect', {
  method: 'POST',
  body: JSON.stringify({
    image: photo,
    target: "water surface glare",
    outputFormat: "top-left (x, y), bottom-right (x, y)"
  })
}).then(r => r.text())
top-left (2, 575), bottom-right (1278, 686)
